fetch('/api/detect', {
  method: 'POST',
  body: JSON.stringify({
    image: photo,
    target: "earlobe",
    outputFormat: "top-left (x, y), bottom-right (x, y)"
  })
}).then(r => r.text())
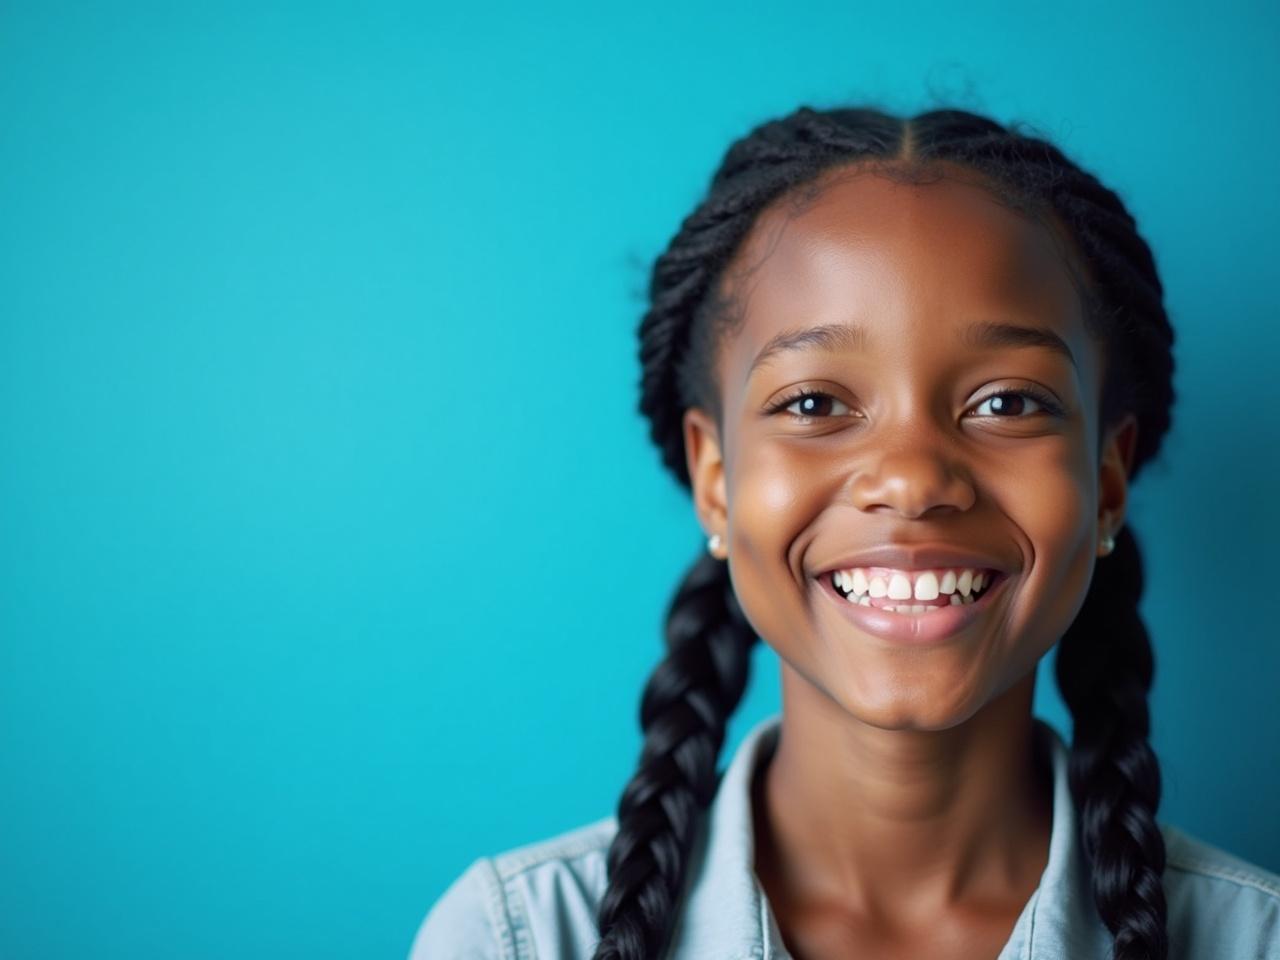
top-left (683, 407), bottom-right (728, 550)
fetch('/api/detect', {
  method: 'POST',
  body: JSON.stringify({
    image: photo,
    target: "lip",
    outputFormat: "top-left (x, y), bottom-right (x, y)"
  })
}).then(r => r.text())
top-left (814, 544), bottom-right (1010, 577)
top-left (816, 567), bottom-right (1010, 645)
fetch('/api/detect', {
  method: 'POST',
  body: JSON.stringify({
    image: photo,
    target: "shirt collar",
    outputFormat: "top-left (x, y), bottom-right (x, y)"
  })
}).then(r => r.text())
top-left (668, 712), bottom-right (1109, 960)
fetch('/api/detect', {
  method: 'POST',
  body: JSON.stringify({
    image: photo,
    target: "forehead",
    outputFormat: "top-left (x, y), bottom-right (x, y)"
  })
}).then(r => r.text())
top-left (717, 167), bottom-right (1091, 384)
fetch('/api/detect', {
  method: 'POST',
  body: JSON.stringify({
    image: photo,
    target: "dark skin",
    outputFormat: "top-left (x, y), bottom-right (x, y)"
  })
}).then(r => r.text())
top-left (682, 166), bottom-right (1139, 959)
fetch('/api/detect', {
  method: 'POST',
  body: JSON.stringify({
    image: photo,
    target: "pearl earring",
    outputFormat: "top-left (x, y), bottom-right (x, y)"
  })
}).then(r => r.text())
top-left (707, 533), bottom-right (724, 557)
top-left (1099, 533), bottom-right (1116, 556)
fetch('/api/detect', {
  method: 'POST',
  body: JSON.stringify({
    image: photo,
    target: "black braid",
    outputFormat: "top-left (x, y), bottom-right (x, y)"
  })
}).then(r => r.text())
top-left (611, 104), bottom-right (1176, 960)
top-left (592, 553), bottom-right (755, 960)
top-left (1057, 526), bottom-right (1167, 959)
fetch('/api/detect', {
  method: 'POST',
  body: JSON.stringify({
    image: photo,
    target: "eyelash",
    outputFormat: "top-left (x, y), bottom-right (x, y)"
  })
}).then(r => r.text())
top-left (765, 386), bottom-right (1067, 421)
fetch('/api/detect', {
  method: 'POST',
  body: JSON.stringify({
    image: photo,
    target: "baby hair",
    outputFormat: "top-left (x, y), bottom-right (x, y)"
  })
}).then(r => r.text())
top-left (595, 106), bottom-right (1176, 960)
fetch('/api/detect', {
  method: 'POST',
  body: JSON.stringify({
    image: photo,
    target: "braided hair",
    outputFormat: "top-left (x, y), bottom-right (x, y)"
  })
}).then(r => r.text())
top-left (595, 106), bottom-right (1176, 960)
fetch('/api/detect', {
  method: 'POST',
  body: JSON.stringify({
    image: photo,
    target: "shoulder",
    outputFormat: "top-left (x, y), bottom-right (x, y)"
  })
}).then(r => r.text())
top-left (408, 816), bottom-right (617, 960)
top-left (1160, 822), bottom-right (1280, 958)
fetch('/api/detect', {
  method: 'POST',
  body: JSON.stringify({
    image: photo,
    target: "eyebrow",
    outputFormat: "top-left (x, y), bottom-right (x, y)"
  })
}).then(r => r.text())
top-left (747, 319), bottom-right (1077, 377)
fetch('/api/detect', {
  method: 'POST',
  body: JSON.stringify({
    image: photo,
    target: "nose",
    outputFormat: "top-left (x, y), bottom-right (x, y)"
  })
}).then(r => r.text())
top-left (847, 437), bottom-right (977, 519)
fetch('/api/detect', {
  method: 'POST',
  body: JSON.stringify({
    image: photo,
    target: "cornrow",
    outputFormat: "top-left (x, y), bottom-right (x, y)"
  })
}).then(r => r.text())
top-left (604, 104), bottom-right (1176, 960)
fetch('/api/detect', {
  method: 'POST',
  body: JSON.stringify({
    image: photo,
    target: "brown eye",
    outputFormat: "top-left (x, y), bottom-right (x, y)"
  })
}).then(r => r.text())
top-left (970, 389), bottom-right (1061, 418)
top-left (780, 391), bottom-right (851, 419)
top-left (975, 393), bottom-right (1036, 416)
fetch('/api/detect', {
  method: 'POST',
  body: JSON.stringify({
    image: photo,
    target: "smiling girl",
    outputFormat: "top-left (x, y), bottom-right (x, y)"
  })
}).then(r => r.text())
top-left (412, 106), bottom-right (1280, 959)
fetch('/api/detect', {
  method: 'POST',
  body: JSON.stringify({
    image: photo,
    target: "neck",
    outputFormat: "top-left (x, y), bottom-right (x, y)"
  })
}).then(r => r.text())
top-left (752, 666), bottom-right (1053, 925)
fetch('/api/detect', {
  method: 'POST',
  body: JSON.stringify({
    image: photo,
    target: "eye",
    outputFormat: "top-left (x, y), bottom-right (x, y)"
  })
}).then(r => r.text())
top-left (768, 389), bottom-right (853, 420)
top-left (969, 388), bottom-right (1063, 418)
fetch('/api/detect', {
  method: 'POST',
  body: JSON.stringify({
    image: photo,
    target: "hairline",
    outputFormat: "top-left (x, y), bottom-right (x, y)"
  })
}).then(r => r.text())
top-left (689, 157), bottom-right (1114, 435)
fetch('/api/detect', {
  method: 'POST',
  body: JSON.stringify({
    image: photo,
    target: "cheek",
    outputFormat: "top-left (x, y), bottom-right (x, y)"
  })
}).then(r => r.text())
top-left (723, 442), bottom-right (834, 642)
top-left (999, 443), bottom-right (1098, 650)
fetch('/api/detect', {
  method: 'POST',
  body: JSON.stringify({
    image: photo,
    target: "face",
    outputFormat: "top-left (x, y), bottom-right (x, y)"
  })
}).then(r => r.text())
top-left (683, 166), bottom-right (1137, 731)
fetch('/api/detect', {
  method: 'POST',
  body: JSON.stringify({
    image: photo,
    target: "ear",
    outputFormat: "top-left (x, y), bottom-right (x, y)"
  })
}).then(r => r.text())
top-left (1098, 412), bottom-right (1139, 546)
top-left (683, 406), bottom-right (728, 558)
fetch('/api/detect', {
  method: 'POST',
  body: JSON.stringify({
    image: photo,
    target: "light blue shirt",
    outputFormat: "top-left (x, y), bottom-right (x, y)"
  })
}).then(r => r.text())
top-left (411, 713), bottom-right (1280, 958)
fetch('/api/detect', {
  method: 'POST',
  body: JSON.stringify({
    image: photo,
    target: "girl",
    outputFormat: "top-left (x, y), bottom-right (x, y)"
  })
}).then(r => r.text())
top-left (411, 105), bottom-right (1280, 959)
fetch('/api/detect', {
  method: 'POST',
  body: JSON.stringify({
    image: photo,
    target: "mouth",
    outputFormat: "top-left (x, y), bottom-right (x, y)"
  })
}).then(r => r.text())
top-left (814, 565), bottom-right (1010, 644)
top-left (825, 565), bottom-right (1004, 614)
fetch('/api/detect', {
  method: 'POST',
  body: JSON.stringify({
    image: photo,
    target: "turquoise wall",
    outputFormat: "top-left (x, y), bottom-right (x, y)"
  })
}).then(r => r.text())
top-left (2, 2), bottom-right (1276, 957)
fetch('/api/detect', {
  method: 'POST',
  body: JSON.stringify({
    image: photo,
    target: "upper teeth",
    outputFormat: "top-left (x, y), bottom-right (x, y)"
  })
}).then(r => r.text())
top-left (833, 566), bottom-right (993, 600)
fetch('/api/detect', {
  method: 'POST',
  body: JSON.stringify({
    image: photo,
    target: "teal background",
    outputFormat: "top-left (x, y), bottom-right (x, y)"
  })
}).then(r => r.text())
top-left (2, 2), bottom-right (1277, 957)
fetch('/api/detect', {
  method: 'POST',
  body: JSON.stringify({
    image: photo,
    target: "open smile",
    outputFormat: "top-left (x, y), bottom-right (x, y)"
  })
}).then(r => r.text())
top-left (816, 566), bottom-right (1010, 645)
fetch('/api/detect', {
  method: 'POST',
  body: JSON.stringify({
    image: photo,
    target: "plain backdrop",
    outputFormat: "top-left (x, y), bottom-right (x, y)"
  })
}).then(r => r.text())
top-left (2, 2), bottom-right (1277, 957)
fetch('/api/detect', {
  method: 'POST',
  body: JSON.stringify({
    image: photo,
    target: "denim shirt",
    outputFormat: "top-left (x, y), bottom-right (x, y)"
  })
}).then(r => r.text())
top-left (411, 713), bottom-right (1280, 959)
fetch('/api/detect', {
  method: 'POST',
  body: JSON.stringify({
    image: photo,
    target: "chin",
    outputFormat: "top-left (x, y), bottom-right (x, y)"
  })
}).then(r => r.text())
top-left (833, 675), bottom-right (986, 732)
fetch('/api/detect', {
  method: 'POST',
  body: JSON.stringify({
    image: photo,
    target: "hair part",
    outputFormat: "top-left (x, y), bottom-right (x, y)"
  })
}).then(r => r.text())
top-left (602, 104), bottom-right (1175, 960)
